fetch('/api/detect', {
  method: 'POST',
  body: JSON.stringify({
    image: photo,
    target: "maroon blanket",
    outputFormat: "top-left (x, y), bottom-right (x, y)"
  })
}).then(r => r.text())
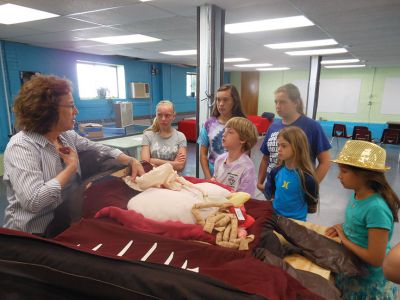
top-left (0, 175), bottom-right (322, 299)
top-left (59, 175), bottom-right (321, 299)
top-left (53, 218), bottom-right (321, 300)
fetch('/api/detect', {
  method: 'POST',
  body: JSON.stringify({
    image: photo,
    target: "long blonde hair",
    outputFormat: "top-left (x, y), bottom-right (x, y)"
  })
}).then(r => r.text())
top-left (146, 100), bottom-right (175, 133)
top-left (340, 165), bottom-right (400, 222)
top-left (278, 126), bottom-right (319, 201)
top-left (275, 83), bottom-right (304, 115)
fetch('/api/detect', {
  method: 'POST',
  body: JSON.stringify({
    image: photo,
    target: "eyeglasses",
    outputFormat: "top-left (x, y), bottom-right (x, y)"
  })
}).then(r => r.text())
top-left (59, 104), bottom-right (76, 109)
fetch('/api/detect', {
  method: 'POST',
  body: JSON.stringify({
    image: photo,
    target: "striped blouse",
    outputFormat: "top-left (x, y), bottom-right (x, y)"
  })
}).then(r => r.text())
top-left (3, 130), bottom-right (122, 234)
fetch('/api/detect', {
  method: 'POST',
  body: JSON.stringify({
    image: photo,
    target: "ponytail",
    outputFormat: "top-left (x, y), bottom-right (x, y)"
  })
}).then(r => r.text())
top-left (275, 83), bottom-right (304, 115)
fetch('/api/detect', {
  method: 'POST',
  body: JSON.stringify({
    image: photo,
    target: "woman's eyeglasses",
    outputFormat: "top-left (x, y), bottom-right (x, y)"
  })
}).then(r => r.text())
top-left (59, 104), bottom-right (76, 109)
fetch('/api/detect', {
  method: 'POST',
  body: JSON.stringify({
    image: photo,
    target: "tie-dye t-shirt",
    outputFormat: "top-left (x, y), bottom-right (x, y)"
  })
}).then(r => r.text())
top-left (213, 152), bottom-right (257, 198)
top-left (197, 117), bottom-right (226, 167)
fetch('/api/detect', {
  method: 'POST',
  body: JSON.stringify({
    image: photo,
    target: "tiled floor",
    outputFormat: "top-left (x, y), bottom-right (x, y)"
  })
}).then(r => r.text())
top-left (1, 136), bottom-right (399, 246)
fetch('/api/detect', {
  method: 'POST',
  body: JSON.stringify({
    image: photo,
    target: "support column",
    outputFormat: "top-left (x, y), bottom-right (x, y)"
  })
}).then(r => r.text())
top-left (196, 4), bottom-right (225, 177)
top-left (306, 55), bottom-right (322, 120)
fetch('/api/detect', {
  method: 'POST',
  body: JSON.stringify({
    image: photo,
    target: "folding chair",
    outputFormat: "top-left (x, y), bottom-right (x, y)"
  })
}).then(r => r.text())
top-left (380, 128), bottom-right (400, 145)
top-left (352, 127), bottom-right (372, 142)
top-left (351, 126), bottom-right (369, 140)
top-left (330, 123), bottom-right (351, 147)
top-left (380, 128), bottom-right (400, 163)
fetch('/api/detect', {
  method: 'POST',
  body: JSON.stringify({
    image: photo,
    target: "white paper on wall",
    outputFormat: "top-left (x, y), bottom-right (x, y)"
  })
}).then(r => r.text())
top-left (380, 77), bottom-right (400, 115)
top-left (317, 79), bottom-right (361, 113)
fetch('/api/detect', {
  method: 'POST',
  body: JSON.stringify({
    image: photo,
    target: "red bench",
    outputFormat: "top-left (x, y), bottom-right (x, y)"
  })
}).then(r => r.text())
top-left (178, 119), bottom-right (197, 142)
top-left (247, 115), bottom-right (273, 135)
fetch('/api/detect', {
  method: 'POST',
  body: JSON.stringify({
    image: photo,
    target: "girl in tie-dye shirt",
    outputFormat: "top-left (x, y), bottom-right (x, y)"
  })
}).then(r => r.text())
top-left (197, 84), bottom-right (246, 179)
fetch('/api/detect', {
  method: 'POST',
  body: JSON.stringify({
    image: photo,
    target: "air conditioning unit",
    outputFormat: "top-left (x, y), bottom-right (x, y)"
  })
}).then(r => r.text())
top-left (114, 102), bottom-right (134, 128)
top-left (130, 82), bottom-right (150, 98)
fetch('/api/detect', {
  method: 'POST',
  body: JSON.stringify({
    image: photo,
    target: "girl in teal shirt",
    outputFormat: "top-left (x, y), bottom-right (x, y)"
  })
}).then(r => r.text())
top-left (326, 140), bottom-right (400, 299)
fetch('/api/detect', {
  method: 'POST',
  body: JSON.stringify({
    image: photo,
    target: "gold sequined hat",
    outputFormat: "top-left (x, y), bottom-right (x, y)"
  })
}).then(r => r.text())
top-left (332, 140), bottom-right (390, 172)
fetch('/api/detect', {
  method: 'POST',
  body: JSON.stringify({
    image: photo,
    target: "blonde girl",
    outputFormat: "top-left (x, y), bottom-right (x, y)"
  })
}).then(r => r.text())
top-left (264, 126), bottom-right (319, 221)
top-left (326, 140), bottom-right (399, 299)
top-left (141, 100), bottom-right (187, 171)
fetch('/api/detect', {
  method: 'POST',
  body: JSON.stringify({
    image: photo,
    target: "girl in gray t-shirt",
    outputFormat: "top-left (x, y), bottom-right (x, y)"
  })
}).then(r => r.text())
top-left (141, 100), bottom-right (187, 171)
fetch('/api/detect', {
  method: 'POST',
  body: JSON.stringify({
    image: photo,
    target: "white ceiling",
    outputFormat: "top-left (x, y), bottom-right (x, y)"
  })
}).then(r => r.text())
top-left (0, 0), bottom-right (399, 70)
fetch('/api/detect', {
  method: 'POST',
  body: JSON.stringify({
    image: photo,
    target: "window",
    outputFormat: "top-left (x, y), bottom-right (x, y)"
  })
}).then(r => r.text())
top-left (186, 72), bottom-right (196, 97)
top-left (76, 61), bottom-right (126, 99)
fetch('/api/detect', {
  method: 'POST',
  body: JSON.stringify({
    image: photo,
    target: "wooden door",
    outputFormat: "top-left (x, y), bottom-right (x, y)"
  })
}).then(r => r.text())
top-left (240, 71), bottom-right (259, 115)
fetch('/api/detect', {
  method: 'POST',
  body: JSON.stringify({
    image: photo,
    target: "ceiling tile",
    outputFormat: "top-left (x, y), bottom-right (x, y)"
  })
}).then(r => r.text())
top-left (0, 0), bottom-right (399, 68)
top-left (72, 3), bottom-right (175, 26)
top-left (4, 0), bottom-right (141, 15)
top-left (0, 24), bottom-right (47, 39)
top-left (16, 16), bottom-right (97, 32)
top-left (115, 16), bottom-right (196, 34)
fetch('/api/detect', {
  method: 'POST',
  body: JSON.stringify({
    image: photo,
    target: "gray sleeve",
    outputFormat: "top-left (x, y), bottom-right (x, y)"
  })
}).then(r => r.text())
top-left (141, 131), bottom-right (152, 146)
top-left (177, 131), bottom-right (187, 147)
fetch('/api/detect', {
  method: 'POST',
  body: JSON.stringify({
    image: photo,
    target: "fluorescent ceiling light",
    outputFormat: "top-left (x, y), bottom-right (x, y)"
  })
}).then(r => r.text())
top-left (286, 48), bottom-right (348, 56)
top-left (140, 0), bottom-right (152, 2)
top-left (0, 3), bottom-right (59, 25)
top-left (257, 67), bottom-right (290, 71)
top-left (234, 63), bottom-right (273, 68)
top-left (324, 64), bottom-right (366, 69)
top-left (160, 50), bottom-right (197, 56)
top-left (88, 34), bottom-right (161, 44)
top-left (225, 15), bottom-right (314, 34)
top-left (321, 58), bottom-right (360, 65)
top-left (265, 39), bottom-right (337, 49)
top-left (224, 58), bottom-right (249, 63)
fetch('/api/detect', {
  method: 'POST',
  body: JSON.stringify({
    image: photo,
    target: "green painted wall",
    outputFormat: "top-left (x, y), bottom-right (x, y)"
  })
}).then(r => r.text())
top-left (231, 67), bottom-right (400, 123)
top-left (0, 154), bottom-right (3, 176)
top-left (230, 71), bottom-right (241, 96)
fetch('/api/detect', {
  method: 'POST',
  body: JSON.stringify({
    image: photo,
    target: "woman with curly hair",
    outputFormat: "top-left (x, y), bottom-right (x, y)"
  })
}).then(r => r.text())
top-left (3, 75), bottom-right (144, 236)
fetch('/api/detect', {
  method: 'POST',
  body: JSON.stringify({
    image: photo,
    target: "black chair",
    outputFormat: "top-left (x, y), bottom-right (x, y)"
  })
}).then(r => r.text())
top-left (380, 128), bottom-right (400, 145)
top-left (351, 126), bottom-right (369, 140)
top-left (331, 123), bottom-right (351, 147)
top-left (380, 128), bottom-right (400, 163)
top-left (352, 127), bottom-right (372, 142)
top-left (261, 112), bottom-right (275, 122)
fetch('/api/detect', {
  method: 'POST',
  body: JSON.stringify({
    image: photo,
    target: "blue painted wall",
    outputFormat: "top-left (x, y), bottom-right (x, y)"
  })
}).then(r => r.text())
top-left (271, 118), bottom-right (388, 142)
top-left (0, 40), bottom-right (197, 151)
top-left (0, 42), bottom-right (10, 153)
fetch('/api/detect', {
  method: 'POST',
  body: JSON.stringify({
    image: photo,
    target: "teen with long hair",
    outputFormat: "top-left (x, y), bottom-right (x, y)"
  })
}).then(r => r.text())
top-left (264, 126), bottom-right (319, 221)
top-left (141, 100), bottom-right (187, 171)
top-left (326, 140), bottom-right (399, 299)
top-left (258, 83), bottom-right (331, 192)
top-left (197, 84), bottom-right (246, 179)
